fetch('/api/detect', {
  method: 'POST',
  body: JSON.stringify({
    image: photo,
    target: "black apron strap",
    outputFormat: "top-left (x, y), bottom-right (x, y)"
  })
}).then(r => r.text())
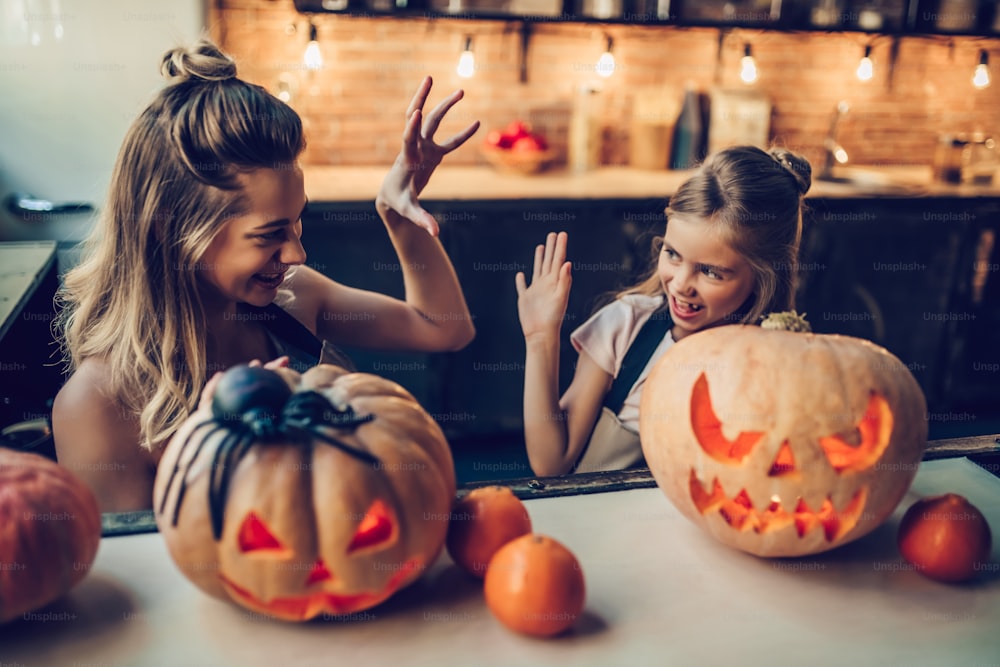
top-left (603, 309), bottom-right (673, 415)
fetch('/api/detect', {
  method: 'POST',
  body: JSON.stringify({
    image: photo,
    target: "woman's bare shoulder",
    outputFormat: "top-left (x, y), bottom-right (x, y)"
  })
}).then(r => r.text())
top-left (52, 357), bottom-right (140, 458)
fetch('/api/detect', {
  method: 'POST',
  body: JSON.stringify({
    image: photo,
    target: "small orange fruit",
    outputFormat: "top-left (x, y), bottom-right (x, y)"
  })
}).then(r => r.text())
top-left (897, 493), bottom-right (992, 583)
top-left (484, 534), bottom-right (585, 637)
top-left (446, 486), bottom-right (532, 578)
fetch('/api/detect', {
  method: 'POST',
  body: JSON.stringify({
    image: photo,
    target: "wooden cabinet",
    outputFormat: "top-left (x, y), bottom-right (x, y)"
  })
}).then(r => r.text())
top-left (303, 194), bottom-right (1000, 447)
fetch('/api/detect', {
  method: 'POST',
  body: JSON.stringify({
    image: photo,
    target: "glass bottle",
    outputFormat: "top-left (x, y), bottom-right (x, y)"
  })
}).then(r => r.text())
top-left (670, 85), bottom-right (704, 170)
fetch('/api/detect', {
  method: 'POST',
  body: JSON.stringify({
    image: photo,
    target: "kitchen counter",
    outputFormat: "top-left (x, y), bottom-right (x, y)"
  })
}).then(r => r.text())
top-left (2, 457), bottom-right (998, 666)
top-left (304, 165), bottom-right (1000, 203)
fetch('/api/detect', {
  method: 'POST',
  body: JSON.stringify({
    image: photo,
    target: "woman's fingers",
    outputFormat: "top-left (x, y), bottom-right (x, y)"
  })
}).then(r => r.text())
top-left (532, 242), bottom-right (544, 280)
top-left (514, 271), bottom-right (526, 296)
top-left (437, 120), bottom-right (481, 153)
top-left (406, 76), bottom-right (432, 120)
top-left (199, 372), bottom-right (223, 410)
top-left (422, 88), bottom-right (463, 139)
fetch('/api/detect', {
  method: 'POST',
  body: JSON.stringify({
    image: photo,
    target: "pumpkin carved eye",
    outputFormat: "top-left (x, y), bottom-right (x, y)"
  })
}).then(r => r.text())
top-left (347, 499), bottom-right (398, 554)
top-left (690, 373), bottom-right (764, 464)
top-left (238, 512), bottom-right (290, 556)
top-left (818, 392), bottom-right (892, 474)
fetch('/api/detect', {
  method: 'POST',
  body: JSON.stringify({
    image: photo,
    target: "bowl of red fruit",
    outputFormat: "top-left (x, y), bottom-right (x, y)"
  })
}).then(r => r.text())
top-left (481, 121), bottom-right (556, 175)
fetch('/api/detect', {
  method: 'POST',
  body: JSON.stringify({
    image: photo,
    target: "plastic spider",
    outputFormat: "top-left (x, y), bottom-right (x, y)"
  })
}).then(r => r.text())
top-left (158, 366), bottom-right (380, 539)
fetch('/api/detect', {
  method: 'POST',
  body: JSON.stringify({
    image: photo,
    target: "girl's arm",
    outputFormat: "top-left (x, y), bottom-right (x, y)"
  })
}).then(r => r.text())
top-left (303, 76), bottom-right (477, 352)
top-left (516, 232), bottom-right (613, 476)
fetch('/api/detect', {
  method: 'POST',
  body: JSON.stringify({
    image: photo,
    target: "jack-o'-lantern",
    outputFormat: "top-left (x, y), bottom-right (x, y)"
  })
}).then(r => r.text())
top-left (639, 313), bottom-right (927, 557)
top-left (153, 364), bottom-right (456, 622)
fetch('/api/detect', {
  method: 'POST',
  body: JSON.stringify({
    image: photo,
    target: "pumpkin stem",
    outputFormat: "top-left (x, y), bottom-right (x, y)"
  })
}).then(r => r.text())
top-left (760, 310), bottom-right (812, 332)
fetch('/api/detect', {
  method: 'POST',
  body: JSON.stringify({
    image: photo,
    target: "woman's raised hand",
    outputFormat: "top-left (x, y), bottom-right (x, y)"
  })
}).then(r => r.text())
top-left (376, 76), bottom-right (480, 237)
top-left (515, 231), bottom-right (573, 342)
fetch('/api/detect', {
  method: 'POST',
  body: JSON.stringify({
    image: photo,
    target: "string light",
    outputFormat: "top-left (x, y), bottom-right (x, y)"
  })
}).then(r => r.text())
top-left (303, 19), bottom-right (322, 71)
top-left (457, 36), bottom-right (475, 79)
top-left (596, 34), bottom-right (615, 78)
top-left (856, 45), bottom-right (874, 82)
top-left (972, 49), bottom-right (991, 89)
top-left (740, 43), bottom-right (758, 84)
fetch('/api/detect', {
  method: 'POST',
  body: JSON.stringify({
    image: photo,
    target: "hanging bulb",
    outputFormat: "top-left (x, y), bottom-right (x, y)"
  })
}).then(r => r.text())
top-left (972, 50), bottom-right (991, 89)
top-left (856, 45), bottom-right (874, 82)
top-left (596, 35), bottom-right (615, 78)
top-left (303, 20), bottom-right (322, 71)
top-left (740, 43), bottom-right (758, 84)
top-left (457, 36), bottom-right (475, 79)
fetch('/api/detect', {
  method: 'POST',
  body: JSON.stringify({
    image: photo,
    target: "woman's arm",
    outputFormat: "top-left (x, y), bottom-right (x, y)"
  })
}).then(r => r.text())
top-left (304, 76), bottom-right (477, 352)
top-left (51, 359), bottom-right (155, 513)
top-left (516, 232), bottom-right (613, 476)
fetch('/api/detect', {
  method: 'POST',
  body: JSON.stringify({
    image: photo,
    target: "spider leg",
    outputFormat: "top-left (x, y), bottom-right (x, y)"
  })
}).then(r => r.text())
top-left (159, 420), bottom-right (217, 518)
top-left (208, 428), bottom-right (248, 540)
top-left (301, 425), bottom-right (381, 466)
top-left (167, 423), bottom-right (231, 525)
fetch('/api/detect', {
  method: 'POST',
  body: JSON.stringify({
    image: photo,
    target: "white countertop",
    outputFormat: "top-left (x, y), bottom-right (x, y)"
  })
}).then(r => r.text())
top-left (3, 457), bottom-right (998, 666)
top-left (303, 165), bottom-right (1000, 203)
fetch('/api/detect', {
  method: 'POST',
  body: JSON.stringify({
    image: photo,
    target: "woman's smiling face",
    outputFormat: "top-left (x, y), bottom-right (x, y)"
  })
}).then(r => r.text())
top-left (658, 214), bottom-right (756, 341)
top-left (197, 164), bottom-right (308, 309)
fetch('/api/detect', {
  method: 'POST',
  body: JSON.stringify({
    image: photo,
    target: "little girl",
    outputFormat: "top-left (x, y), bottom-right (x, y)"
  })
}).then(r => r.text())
top-left (516, 145), bottom-right (812, 476)
top-left (52, 40), bottom-right (478, 512)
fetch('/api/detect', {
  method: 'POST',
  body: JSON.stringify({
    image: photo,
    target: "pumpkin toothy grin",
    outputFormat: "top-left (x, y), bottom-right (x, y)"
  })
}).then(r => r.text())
top-left (689, 471), bottom-right (867, 541)
top-left (219, 558), bottom-right (421, 620)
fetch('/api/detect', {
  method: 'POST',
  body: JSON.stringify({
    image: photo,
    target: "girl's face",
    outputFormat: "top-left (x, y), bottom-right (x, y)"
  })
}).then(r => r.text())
top-left (198, 165), bottom-right (308, 310)
top-left (658, 214), bottom-right (756, 341)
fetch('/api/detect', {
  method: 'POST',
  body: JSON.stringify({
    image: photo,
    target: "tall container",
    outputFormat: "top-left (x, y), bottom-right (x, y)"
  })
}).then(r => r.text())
top-left (629, 88), bottom-right (679, 170)
top-left (670, 85), bottom-right (705, 170)
top-left (569, 85), bottom-right (604, 172)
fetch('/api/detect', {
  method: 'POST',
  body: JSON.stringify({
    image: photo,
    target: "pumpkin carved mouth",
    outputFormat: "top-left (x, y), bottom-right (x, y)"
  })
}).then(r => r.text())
top-left (219, 558), bottom-right (422, 620)
top-left (689, 471), bottom-right (867, 541)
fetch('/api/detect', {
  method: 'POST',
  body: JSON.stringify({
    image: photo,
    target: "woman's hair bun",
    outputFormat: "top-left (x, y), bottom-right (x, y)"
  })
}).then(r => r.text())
top-left (769, 147), bottom-right (812, 196)
top-left (161, 39), bottom-right (237, 84)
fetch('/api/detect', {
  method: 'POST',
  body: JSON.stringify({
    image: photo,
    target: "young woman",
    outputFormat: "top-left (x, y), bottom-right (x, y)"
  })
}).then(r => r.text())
top-left (516, 146), bottom-right (812, 476)
top-left (52, 40), bottom-right (478, 512)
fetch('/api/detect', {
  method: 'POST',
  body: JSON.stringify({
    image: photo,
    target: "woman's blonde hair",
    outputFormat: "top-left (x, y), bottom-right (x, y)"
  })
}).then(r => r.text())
top-left (619, 145), bottom-right (811, 325)
top-left (55, 39), bottom-right (305, 451)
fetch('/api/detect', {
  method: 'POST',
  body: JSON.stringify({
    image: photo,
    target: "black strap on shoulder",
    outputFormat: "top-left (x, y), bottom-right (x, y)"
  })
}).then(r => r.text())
top-left (603, 309), bottom-right (672, 414)
top-left (257, 303), bottom-right (323, 361)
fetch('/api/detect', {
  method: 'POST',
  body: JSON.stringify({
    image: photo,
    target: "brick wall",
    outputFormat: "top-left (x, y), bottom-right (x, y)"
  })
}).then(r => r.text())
top-left (214, 0), bottom-right (1000, 172)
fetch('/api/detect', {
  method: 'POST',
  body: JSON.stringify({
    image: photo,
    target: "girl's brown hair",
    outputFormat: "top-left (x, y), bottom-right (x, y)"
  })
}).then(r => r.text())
top-left (620, 145), bottom-right (811, 325)
top-left (55, 39), bottom-right (305, 451)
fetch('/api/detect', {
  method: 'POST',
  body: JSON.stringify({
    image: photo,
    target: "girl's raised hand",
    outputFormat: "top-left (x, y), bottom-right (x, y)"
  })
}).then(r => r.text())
top-left (515, 231), bottom-right (573, 342)
top-left (377, 76), bottom-right (480, 237)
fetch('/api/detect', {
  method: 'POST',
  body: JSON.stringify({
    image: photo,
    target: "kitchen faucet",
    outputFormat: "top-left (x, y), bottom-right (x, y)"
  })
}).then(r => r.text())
top-left (820, 100), bottom-right (850, 180)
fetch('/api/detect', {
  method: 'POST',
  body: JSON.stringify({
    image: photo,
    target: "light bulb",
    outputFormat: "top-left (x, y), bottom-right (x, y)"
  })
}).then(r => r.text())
top-left (457, 37), bottom-right (475, 79)
top-left (596, 35), bottom-right (615, 78)
top-left (303, 21), bottom-right (322, 71)
top-left (856, 45), bottom-right (873, 82)
top-left (973, 50), bottom-right (990, 89)
top-left (740, 44), bottom-right (757, 84)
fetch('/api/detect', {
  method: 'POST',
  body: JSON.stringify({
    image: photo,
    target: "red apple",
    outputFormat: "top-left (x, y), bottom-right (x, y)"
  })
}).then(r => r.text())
top-left (502, 121), bottom-right (531, 143)
top-left (512, 135), bottom-right (547, 153)
top-left (485, 130), bottom-right (506, 148)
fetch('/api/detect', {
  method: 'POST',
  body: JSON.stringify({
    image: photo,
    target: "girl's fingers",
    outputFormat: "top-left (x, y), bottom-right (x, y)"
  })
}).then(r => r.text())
top-left (532, 243), bottom-right (544, 280)
top-left (199, 372), bottom-right (223, 410)
top-left (514, 271), bottom-right (526, 296)
top-left (541, 232), bottom-right (557, 275)
top-left (248, 359), bottom-right (262, 367)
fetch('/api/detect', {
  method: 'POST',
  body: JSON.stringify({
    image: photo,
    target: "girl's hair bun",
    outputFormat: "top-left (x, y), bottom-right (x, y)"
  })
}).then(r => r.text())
top-left (161, 39), bottom-right (237, 84)
top-left (769, 148), bottom-right (812, 196)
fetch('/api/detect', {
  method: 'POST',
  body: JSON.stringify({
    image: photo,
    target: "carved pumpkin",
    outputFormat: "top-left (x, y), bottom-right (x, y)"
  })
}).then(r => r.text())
top-left (0, 448), bottom-right (102, 623)
top-left (153, 364), bottom-right (456, 622)
top-left (639, 315), bottom-right (928, 557)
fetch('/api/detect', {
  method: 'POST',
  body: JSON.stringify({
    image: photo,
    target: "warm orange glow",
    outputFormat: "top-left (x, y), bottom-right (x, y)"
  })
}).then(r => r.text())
top-left (347, 499), bottom-right (397, 554)
top-left (819, 392), bottom-right (893, 473)
top-left (238, 512), bottom-right (288, 554)
top-left (219, 558), bottom-right (423, 621)
top-left (689, 471), bottom-right (866, 540)
top-left (690, 373), bottom-right (764, 464)
top-left (768, 441), bottom-right (797, 477)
